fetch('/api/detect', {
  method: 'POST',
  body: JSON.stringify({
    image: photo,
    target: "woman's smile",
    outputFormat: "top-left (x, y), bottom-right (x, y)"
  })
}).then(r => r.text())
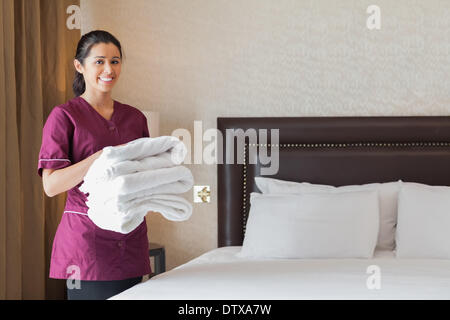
top-left (98, 76), bottom-right (114, 84)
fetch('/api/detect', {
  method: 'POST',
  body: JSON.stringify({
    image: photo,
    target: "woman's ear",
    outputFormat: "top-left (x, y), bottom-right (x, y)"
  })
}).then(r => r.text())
top-left (74, 59), bottom-right (83, 74)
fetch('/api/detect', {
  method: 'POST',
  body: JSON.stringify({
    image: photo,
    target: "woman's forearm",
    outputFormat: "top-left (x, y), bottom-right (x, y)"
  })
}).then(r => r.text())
top-left (44, 150), bottom-right (103, 197)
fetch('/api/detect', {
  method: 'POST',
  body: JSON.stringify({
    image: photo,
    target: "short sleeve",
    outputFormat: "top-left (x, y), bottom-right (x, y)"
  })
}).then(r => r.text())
top-left (142, 113), bottom-right (150, 138)
top-left (37, 106), bottom-right (74, 177)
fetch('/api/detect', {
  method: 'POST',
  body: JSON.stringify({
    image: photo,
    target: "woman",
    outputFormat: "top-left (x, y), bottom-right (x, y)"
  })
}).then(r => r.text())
top-left (37, 30), bottom-right (151, 300)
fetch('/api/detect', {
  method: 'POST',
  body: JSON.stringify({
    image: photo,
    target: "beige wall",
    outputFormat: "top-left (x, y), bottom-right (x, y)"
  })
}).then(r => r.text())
top-left (81, 0), bottom-right (450, 270)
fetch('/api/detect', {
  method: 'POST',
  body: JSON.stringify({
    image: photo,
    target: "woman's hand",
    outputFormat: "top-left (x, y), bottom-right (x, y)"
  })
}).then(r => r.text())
top-left (43, 149), bottom-right (103, 197)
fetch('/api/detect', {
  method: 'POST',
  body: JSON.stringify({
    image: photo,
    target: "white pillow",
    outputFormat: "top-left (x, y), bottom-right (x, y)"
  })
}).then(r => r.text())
top-left (396, 182), bottom-right (450, 259)
top-left (238, 191), bottom-right (379, 259)
top-left (255, 177), bottom-right (400, 251)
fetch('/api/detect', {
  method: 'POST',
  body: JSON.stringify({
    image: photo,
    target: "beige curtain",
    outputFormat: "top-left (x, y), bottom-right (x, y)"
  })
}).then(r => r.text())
top-left (0, 0), bottom-right (80, 299)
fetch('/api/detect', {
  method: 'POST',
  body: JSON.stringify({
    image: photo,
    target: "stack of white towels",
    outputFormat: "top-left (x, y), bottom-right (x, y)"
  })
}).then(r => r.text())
top-left (79, 136), bottom-right (194, 234)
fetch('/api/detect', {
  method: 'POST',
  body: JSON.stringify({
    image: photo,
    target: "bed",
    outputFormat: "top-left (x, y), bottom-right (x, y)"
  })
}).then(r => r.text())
top-left (111, 116), bottom-right (450, 300)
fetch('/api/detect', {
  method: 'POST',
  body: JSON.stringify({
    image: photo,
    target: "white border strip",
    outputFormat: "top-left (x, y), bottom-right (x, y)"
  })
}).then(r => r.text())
top-left (64, 211), bottom-right (88, 216)
top-left (39, 159), bottom-right (71, 162)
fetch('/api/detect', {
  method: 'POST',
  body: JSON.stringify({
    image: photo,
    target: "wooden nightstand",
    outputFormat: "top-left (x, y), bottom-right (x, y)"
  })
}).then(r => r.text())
top-left (148, 242), bottom-right (166, 278)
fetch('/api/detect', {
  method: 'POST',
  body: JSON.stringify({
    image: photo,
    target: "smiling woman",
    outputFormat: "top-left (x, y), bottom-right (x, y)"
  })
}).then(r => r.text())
top-left (37, 30), bottom-right (152, 300)
top-left (73, 31), bottom-right (123, 97)
top-left (73, 32), bottom-right (124, 116)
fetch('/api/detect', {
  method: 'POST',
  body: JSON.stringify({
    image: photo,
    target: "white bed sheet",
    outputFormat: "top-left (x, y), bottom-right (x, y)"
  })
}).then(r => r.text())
top-left (110, 246), bottom-right (450, 300)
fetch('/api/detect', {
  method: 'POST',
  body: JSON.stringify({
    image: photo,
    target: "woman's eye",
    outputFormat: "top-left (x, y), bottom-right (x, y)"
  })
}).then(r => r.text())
top-left (95, 60), bottom-right (119, 65)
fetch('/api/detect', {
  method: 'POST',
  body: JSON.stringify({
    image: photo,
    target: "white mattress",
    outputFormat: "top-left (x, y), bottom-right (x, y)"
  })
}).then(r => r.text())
top-left (110, 246), bottom-right (450, 300)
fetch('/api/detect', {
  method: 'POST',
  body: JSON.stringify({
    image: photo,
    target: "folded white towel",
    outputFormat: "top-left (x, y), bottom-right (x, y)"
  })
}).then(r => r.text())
top-left (101, 151), bottom-right (175, 179)
top-left (79, 136), bottom-right (194, 234)
top-left (84, 136), bottom-right (187, 185)
top-left (87, 194), bottom-right (192, 234)
top-left (80, 166), bottom-right (193, 201)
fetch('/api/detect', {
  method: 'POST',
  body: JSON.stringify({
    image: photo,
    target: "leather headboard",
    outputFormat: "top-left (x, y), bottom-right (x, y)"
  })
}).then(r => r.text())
top-left (217, 116), bottom-right (450, 247)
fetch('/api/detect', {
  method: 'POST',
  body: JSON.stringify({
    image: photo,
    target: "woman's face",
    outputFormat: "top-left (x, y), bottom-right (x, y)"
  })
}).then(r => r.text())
top-left (74, 42), bottom-right (122, 94)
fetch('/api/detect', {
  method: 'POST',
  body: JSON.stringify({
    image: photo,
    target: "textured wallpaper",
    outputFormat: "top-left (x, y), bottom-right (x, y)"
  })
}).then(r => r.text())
top-left (81, 0), bottom-right (450, 270)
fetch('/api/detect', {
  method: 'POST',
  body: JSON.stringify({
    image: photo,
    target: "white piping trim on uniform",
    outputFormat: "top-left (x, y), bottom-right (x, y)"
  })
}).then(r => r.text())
top-left (39, 159), bottom-right (71, 162)
top-left (64, 210), bottom-right (88, 216)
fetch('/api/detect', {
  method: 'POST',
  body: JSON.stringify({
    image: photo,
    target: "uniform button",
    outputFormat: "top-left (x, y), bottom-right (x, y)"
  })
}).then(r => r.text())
top-left (118, 241), bottom-right (123, 247)
top-left (109, 126), bottom-right (115, 131)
